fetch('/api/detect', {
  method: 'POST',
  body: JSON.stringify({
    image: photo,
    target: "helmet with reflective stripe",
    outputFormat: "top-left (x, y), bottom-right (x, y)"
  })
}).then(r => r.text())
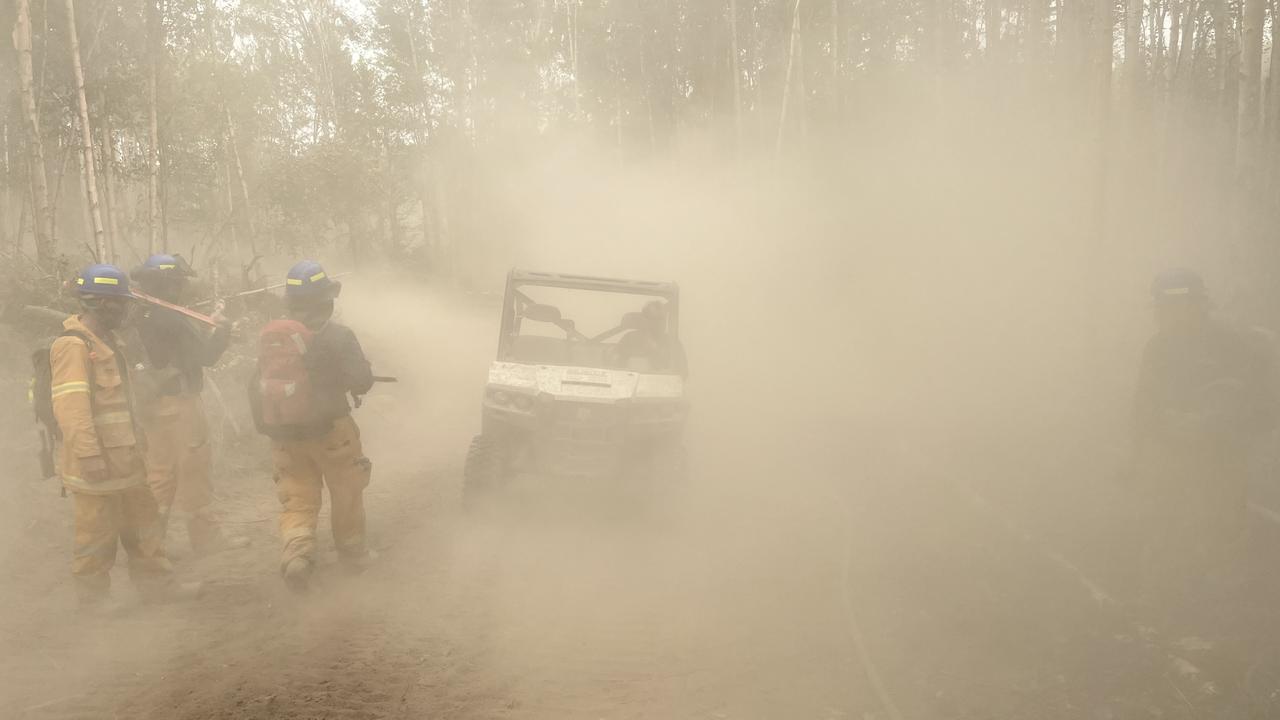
top-left (285, 260), bottom-right (340, 299)
top-left (1151, 268), bottom-right (1207, 303)
top-left (75, 264), bottom-right (135, 298)
top-left (144, 254), bottom-right (180, 271)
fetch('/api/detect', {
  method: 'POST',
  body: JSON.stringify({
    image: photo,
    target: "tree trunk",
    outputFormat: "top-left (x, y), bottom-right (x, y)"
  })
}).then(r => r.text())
top-left (1266, 0), bottom-right (1280, 189)
top-left (986, 0), bottom-right (1001, 61)
top-left (1125, 0), bottom-right (1144, 101)
top-left (15, 180), bottom-right (29, 255)
top-left (1154, 0), bottom-right (1169, 80)
top-left (1175, 0), bottom-right (1198, 95)
top-left (77, 134), bottom-right (93, 250)
top-left (146, 0), bottom-right (162, 255)
top-left (1089, 0), bottom-right (1115, 249)
top-left (638, 44), bottom-right (658, 153)
top-left (432, 159), bottom-right (452, 276)
top-left (569, 0), bottom-right (581, 119)
top-left (1025, 0), bottom-right (1046, 67)
top-left (160, 114), bottom-right (170, 252)
top-left (406, 1), bottom-right (437, 255)
top-left (99, 89), bottom-right (121, 263)
top-left (1167, 0), bottom-right (1183, 90)
top-left (1213, 0), bottom-right (1230, 109)
top-left (729, 0), bottom-right (744, 153)
top-left (1237, 0), bottom-right (1265, 178)
top-left (13, 0), bottom-right (54, 266)
top-left (380, 138), bottom-right (402, 256)
top-left (50, 134), bottom-right (74, 247)
top-left (66, 0), bottom-right (107, 261)
top-left (224, 107), bottom-right (256, 255)
top-left (830, 0), bottom-right (841, 120)
top-left (223, 145), bottom-right (239, 263)
top-left (1093, 0), bottom-right (1116, 111)
top-left (0, 125), bottom-right (8, 252)
top-left (776, 0), bottom-right (803, 156)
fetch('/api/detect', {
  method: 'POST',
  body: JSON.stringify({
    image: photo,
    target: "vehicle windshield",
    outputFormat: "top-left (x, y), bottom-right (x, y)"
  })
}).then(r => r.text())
top-left (505, 284), bottom-right (680, 372)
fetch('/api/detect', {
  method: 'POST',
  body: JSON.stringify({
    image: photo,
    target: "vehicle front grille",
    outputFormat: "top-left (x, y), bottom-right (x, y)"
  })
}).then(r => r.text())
top-left (540, 400), bottom-right (624, 476)
top-left (549, 401), bottom-right (619, 426)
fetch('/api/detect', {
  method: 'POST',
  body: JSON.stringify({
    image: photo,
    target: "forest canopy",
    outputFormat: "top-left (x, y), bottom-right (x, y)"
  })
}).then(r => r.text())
top-left (2, 0), bottom-right (1277, 296)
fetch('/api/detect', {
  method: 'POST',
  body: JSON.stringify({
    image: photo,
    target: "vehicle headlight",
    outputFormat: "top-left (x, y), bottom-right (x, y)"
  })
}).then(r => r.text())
top-left (486, 388), bottom-right (536, 413)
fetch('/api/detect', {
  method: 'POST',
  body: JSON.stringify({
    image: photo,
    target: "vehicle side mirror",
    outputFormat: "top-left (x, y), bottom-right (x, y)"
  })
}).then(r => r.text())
top-left (522, 303), bottom-right (562, 323)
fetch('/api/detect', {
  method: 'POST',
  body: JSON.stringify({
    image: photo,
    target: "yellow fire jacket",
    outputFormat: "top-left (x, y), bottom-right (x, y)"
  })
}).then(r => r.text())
top-left (51, 316), bottom-right (146, 494)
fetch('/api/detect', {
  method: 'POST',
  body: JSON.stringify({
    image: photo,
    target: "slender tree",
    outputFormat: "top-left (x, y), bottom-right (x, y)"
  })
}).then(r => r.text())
top-left (13, 0), bottom-right (54, 266)
top-left (146, 0), bottom-right (162, 254)
top-left (65, 0), bottom-right (106, 260)
top-left (1237, 0), bottom-right (1265, 178)
top-left (98, 88), bottom-right (121, 263)
top-left (1125, 0), bottom-right (1144, 102)
top-left (729, 0), bottom-right (744, 153)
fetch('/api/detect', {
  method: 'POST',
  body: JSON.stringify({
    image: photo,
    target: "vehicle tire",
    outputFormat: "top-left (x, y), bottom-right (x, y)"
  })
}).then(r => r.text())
top-left (463, 434), bottom-right (510, 510)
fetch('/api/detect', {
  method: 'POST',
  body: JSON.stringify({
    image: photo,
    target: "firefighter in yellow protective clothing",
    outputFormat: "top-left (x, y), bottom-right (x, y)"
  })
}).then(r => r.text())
top-left (249, 260), bottom-right (374, 593)
top-left (131, 254), bottom-right (248, 555)
top-left (51, 264), bottom-right (198, 608)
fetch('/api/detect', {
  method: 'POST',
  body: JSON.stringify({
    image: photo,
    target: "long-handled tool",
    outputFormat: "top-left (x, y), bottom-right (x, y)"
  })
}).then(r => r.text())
top-left (193, 272), bottom-right (353, 308)
top-left (352, 375), bottom-right (398, 408)
top-left (131, 289), bottom-right (222, 327)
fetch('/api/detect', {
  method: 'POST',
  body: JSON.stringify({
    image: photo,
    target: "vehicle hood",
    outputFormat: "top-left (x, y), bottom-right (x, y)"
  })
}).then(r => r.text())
top-left (488, 362), bottom-right (684, 401)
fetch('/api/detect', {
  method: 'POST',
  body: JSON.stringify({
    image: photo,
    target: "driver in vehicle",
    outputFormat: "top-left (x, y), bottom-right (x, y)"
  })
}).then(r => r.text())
top-left (615, 301), bottom-right (683, 373)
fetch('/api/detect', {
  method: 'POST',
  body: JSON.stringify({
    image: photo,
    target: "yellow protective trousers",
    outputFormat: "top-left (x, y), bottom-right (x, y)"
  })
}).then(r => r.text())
top-left (72, 486), bottom-right (173, 604)
top-left (140, 392), bottom-right (219, 551)
top-left (271, 416), bottom-right (372, 571)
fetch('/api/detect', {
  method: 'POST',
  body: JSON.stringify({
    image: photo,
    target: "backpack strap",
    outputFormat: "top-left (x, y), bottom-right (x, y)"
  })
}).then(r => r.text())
top-left (61, 330), bottom-right (93, 349)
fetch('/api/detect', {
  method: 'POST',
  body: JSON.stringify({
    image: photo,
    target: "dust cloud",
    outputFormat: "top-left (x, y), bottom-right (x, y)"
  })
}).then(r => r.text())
top-left (2, 90), bottom-right (1274, 719)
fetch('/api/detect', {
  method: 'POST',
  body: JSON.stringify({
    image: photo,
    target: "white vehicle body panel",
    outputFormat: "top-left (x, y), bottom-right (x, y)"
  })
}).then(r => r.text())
top-left (488, 362), bottom-right (684, 402)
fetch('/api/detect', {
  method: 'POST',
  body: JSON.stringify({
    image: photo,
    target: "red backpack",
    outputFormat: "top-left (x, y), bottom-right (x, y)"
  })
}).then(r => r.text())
top-left (257, 319), bottom-right (316, 428)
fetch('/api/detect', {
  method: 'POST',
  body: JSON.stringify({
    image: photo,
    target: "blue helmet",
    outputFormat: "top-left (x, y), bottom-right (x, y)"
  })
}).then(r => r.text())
top-left (1151, 268), bottom-right (1207, 303)
top-left (75, 264), bottom-right (135, 298)
top-left (144, 254), bottom-right (180, 271)
top-left (285, 260), bottom-right (340, 299)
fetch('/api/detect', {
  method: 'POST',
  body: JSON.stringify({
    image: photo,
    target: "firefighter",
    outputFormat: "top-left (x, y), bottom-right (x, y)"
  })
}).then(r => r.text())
top-left (132, 254), bottom-right (248, 555)
top-left (1126, 268), bottom-right (1278, 594)
top-left (615, 300), bottom-right (687, 375)
top-left (252, 260), bottom-right (374, 593)
top-left (51, 264), bottom-right (198, 608)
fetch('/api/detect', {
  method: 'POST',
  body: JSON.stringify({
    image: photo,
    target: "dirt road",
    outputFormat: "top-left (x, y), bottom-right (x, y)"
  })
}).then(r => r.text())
top-left (2, 282), bottom-right (1278, 719)
top-left (1, 286), bottom-right (877, 719)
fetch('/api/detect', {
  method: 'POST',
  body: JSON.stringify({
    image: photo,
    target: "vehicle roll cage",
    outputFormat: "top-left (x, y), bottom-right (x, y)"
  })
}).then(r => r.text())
top-left (498, 269), bottom-right (681, 361)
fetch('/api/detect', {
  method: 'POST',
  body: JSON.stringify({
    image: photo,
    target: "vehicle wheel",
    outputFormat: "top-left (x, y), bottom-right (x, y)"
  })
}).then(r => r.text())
top-left (463, 434), bottom-right (510, 510)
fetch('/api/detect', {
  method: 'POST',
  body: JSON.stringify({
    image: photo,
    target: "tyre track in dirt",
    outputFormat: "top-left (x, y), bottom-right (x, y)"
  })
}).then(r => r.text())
top-left (828, 425), bottom-right (1280, 719)
top-left (387, 432), bottom-right (882, 719)
top-left (4, 285), bottom-right (882, 720)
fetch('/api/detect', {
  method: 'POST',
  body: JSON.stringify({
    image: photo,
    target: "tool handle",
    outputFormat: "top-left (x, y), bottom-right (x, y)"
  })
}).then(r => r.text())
top-left (132, 290), bottom-right (221, 327)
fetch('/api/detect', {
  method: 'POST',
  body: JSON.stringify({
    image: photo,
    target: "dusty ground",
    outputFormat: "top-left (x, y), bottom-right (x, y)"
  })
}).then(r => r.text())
top-left (2, 280), bottom-right (1279, 719)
